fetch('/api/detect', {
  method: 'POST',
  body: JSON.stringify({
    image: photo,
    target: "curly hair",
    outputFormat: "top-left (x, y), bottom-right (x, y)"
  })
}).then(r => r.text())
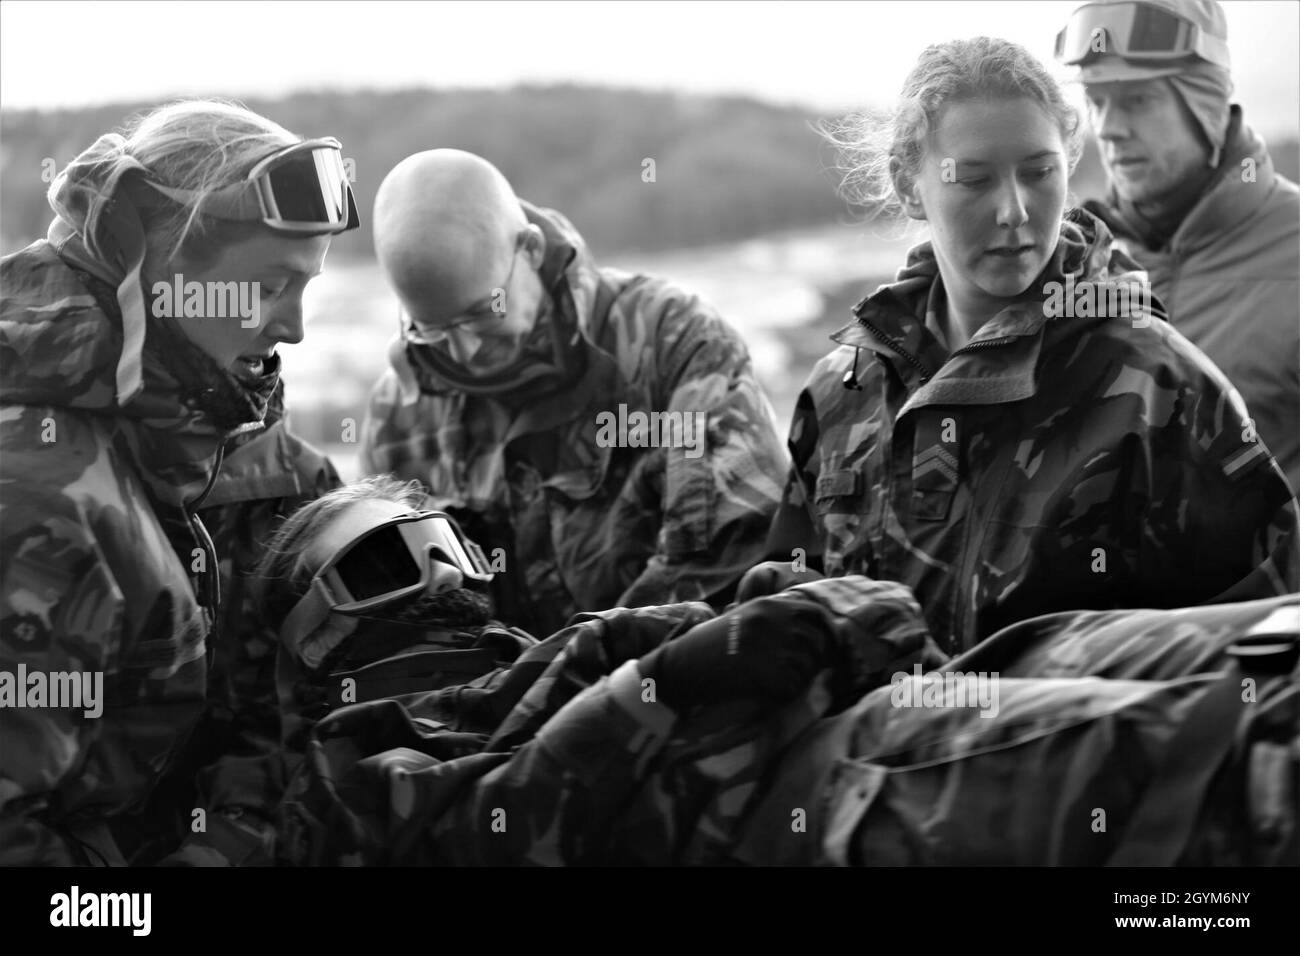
top-left (820, 37), bottom-right (1083, 223)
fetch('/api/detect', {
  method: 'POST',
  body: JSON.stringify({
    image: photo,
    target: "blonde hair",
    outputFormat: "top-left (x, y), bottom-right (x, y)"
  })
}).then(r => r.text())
top-left (61, 98), bottom-right (300, 271)
top-left (821, 37), bottom-right (1083, 223)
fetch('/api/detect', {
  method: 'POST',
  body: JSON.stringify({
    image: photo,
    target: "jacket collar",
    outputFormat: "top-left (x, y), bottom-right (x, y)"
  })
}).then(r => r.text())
top-left (0, 241), bottom-right (268, 508)
top-left (832, 207), bottom-right (1143, 415)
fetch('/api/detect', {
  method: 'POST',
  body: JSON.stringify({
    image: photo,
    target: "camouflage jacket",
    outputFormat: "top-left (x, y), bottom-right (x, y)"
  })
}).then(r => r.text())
top-left (361, 203), bottom-right (788, 636)
top-left (282, 579), bottom-right (1297, 866)
top-left (766, 207), bottom-right (1300, 654)
top-left (740, 593), bottom-right (1300, 866)
top-left (0, 240), bottom-right (239, 865)
top-left (126, 388), bottom-right (341, 866)
top-left (277, 577), bottom-right (940, 865)
top-left (1084, 107), bottom-right (1300, 494)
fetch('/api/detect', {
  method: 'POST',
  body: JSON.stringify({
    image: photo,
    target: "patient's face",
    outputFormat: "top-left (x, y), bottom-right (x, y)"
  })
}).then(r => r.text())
top-left (306, 498), bottom-right (495, 634)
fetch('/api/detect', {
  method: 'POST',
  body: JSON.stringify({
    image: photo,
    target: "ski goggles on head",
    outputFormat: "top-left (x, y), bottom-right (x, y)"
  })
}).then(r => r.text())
top-left (280, 510), bottom-right (493, 671)
top-left (144, 137), bottom-right (360, 236)
top-left (1055, 2), bottom-right (1230, 69)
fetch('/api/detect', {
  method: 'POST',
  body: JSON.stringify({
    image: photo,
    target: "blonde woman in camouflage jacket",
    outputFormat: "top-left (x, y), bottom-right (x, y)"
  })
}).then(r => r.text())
top-left (0, 100), bottom-right (356, 865)
top-left (766, 38), bottom-right (1298, 655)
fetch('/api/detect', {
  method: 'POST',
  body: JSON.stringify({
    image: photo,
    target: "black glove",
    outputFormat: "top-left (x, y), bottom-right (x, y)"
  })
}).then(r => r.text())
top-left (733, 560), bottom-right (825, 604)
top-left (637, 593), bottom-right (836, 710)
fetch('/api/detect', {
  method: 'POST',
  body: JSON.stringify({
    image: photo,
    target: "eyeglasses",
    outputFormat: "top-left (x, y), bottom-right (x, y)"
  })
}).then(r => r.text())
top-left (279, 510), bottom-right (494, 671)
top-left (402, 229), bottom-right (530, 348)
top-left (1055, 2), bottom-right (1230, 69)
top-left (145, 137), bottom-right (360, 236)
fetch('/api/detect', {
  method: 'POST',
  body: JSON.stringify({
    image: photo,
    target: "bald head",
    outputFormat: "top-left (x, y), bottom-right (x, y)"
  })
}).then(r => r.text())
top-left (373, 149), bottom-right (528, 312)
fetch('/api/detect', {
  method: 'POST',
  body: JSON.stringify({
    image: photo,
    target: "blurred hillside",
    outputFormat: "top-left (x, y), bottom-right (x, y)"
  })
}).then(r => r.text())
top-left (4, 84), bottom-right (1295, 481)
top-left (3, 84), bottom-right (854, 256)
top-left (0, 82), bottom-right (1235, 255)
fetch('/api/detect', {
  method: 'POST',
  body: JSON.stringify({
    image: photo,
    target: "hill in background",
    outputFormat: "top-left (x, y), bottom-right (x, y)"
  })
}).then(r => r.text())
top-left (5, 85), bottom-right (1295, 477)
top-left (0, 82), bottom-right (1218, 257)
top-left (4, 84), bottom-right (852, 256)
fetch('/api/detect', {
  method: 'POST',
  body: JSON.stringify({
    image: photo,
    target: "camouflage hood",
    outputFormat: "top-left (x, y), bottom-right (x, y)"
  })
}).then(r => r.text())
top-left (0, 240), bottom-right (276, 508)
top-left (0, 131), bottom-right (279, 506)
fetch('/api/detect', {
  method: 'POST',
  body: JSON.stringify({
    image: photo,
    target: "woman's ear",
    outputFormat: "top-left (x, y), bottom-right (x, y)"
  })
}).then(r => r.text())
top-left (522, 222), bottom-right (546, 268)
top-left (890, 156), bottom-right (927, 221)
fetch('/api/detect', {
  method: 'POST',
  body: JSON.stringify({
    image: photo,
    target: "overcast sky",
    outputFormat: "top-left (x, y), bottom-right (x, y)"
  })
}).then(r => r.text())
top-left (3, 1), bottom-right (1297, 136)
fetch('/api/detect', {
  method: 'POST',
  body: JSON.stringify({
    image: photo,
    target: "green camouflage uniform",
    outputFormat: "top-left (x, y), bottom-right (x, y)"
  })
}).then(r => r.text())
top-left (277, 577), bottom-right (941, 865)
top-left (741, 593), bottom-right (1300, 867)
top-left (766, 207), bottom-right (1300, 654)
top-left (361, 202), bottom-right (788, 636)
top-left (280, 577), bottom-right (1297, 865)
top-left (0, 241), bottom-right (235, 865)
top-left (130, 388), bottom-right (341, 867)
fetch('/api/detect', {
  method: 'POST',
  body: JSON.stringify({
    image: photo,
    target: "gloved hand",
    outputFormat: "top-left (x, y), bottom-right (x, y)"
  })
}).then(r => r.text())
top-left (156, 808), bottom-right (276, 867)
top-left (733, 560), bottom-right (825, 605)
top-left (637, 593), bottom-right (837, 710)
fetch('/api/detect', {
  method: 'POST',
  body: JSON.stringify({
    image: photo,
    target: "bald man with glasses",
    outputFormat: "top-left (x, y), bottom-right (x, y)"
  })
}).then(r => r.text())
top-left (361, 149), bottom-right (787, 636)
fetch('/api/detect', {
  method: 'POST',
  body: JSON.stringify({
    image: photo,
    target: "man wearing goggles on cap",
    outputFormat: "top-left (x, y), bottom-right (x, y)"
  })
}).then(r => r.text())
top-left (1, 100), bottom-right (356, 866)
top-left (360, 150), bottom-right (787, 637)
top-left (1057, 0), bottom-right (1300, 495)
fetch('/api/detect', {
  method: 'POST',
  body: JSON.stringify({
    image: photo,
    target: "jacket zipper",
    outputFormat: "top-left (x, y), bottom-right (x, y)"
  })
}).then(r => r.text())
top-left (855, 317), bottom-right (934, 384)
top-left (858, 316), bottom-right (1020, 649)
top-left (953, 335), bottom-right (1019, 353)
top-left (946, 335), bottom-right (1020, 650)
top-left (186, 442), bottom-right (226, 623)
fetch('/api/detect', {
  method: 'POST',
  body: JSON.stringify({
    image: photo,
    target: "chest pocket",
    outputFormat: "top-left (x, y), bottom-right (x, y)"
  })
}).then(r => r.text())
top-left (909, 412), bottom-right (960, 522)
top-left (815, 468), bottom-right (861, 507)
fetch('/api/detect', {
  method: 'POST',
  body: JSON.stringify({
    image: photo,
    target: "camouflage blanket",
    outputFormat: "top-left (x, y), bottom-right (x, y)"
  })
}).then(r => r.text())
top-left (279, 581), bottom-right (1299, 866)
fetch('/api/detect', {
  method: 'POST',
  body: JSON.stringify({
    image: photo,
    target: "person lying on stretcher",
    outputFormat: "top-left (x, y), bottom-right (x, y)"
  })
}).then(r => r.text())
top-left (255, 477), bottom-right (1299, 866)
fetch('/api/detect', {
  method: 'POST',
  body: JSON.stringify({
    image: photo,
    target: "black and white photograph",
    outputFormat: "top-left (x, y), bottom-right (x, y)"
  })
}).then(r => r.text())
top-left (0, 0), bottom-right (1297, 926)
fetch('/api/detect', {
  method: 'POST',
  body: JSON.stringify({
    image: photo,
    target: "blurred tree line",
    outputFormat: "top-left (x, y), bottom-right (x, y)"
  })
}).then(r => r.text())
top-left (3, 84), bottom-right (860, 256)
top-left (7, 82), bottom-right (1263, 257)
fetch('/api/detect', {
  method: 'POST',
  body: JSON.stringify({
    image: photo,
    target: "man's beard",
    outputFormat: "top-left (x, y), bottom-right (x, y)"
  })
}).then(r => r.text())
top-left (355, 586), bottom-right (495, 630)
top-left (334, 587), bottom-right (497, 669)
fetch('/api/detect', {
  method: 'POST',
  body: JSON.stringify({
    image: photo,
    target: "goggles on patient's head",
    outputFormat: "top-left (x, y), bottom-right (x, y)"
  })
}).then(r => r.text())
top-left (144, 137), bottom-right (360, 236)
top-left (280, 510), bottom-right (494, 672)
top-left (1055, 1), bottom-right (1230, 69)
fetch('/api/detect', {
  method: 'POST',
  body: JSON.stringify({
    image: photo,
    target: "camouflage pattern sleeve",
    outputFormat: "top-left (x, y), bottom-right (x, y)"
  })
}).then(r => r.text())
top-left (1143, 328), bottom-right (1300, 601)
top-left (764, 385), bottom-right (828, 570)
top-left (278, 600), bottom-right (716, 865)
top-left (359, 366), bottom-right (431, 481)
top-left (0, 492), bottom-right (124, 865)
top-left (160, 424), bottom-right (343, 866)
top-left (279, 579), bottom-right (940, 865)
top-left (615, 281), bottom-right (790, 607)
top-left (405, 660), bottom-right (678, 865)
